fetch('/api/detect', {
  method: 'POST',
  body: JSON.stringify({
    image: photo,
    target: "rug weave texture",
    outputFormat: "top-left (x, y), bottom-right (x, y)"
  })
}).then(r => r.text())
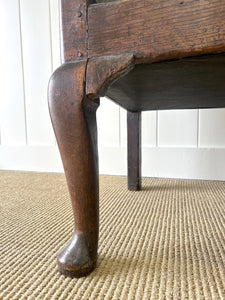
top-left (0, 171), bottom-right (225, 300)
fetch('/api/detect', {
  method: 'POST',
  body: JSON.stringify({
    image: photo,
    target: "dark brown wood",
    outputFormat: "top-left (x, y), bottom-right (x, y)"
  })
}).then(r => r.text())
top-left (47, 52), bottom-right (135, 277)
top-left (88, 0), bottom-right (225, 63)
top-left (86, 54), bottom-right (134, 99)
top-left (127, 111), bottom-right (142, 191)
top-left (48, 61), bottom-right (99, 277)
top-left (96, 0), bottom-right (114, 2)
top-left (60, 0), bottom-right (96, 63)
top-left (106, 53), bottom-right (225, 111)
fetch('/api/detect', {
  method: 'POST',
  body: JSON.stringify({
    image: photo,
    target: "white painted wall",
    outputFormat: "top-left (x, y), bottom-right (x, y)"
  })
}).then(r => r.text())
top-left (1, 0), bottom-right (225, 180)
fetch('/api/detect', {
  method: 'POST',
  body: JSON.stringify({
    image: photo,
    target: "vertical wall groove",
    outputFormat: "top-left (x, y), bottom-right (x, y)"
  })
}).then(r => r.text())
top-left (156, 111), bottom-right (159, 147)
top-left (1, 0), bottom-right (27, 145)
top-left (19, 0), bottom-right (55, 146)
top-left (197, 109), bottom-right (200, 148)
top-left (119, 107), bottom-right (122, 147)
top-left (18, 0), bottom-right (28, 145)
top-left (48, 0), bottom-right (54, 73)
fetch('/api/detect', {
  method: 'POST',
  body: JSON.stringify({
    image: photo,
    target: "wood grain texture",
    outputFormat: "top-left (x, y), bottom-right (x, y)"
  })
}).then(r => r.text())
top-left (127, 111), bottom-right (142, 191)
top-left (88, 0), bottom-right (225, 63)
top-left (60, 0), bottom-right (96, 62)
top-left (48, 61), bottom-right (99, 277)
top-left (86, 54), bottom-right (134, 98)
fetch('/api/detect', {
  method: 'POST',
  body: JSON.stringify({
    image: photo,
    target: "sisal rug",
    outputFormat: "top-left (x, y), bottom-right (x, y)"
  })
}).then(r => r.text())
top-left (0, 171), bottom-right (225, 300)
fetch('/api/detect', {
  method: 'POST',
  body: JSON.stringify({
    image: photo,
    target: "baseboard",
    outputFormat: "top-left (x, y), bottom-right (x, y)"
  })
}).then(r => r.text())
top-left (0, 145), bottom-right (225, 180)
top-left (0, 145), bottom-right (63, 172)
top-left (100, 147), bottom-right (225, 180)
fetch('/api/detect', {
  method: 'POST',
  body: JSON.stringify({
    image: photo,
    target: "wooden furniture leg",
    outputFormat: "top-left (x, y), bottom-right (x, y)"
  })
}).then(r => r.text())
top-left (48, 61), bottom-right (99, 278)
top-left (127, 111), bottom-right (142, 191)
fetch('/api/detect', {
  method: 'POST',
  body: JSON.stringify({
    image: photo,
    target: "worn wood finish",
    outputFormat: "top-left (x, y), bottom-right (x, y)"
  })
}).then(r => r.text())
top-left (48, 61), bottom-right (99, 277)
top-left (47, 54), bottom-right (135, 277)
top-left (86, 54), bottom-right (134, 99)
top-left (60, 0), bottom-right (96, 62)
top-left (88, 0), bottom-right (225, 63)
top-left (96, 0), bottom-right (115, 2)
top-left (127, 111), bottom-right (142, 191)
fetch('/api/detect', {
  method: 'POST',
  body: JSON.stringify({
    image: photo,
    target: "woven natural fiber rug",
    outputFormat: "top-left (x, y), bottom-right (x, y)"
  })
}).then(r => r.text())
top-left (0, 171), bottom-right (225, 300)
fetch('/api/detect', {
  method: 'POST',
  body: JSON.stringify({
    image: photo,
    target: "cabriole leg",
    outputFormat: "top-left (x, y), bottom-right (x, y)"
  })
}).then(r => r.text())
top-left (48, 61), bottom-right (99, 278)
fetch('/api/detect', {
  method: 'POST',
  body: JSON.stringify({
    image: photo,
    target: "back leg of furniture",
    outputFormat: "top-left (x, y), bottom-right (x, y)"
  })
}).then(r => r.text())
top-left (127, 111), bottom-right (142, 191)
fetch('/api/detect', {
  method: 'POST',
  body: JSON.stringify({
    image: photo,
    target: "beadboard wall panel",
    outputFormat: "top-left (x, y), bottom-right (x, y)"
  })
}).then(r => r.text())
top-left (49, 0), bottom-right (60, 70)
top-left (1, 0), bottom-right (26, 146)
top-left (158, 110), bottom-right (198, 147)
top-left (19, 0), bottom-right (55, 146)
top-left (1, 0), bottom-right (225, 180)
top-left (199, 108), bottom-right (225, 147)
